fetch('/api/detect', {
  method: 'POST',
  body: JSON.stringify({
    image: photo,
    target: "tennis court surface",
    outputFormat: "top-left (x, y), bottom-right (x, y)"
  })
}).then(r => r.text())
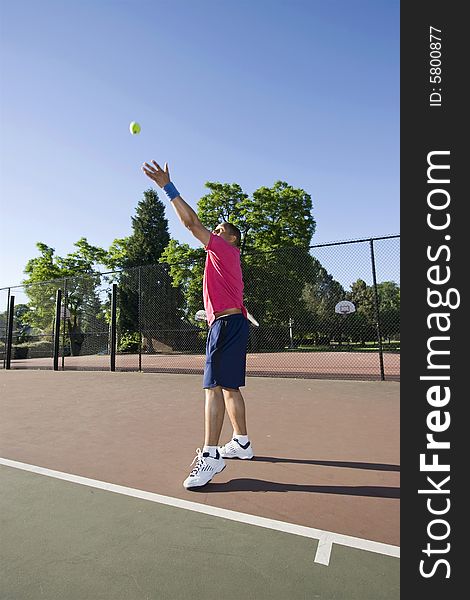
top-left (1, 370), bottom-right (399, 599)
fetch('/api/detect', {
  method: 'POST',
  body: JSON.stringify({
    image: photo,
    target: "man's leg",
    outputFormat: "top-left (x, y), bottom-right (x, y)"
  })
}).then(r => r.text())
top-left (219, 387), bottom-right (254, 459)
top-left (204, 385), bottom-right (226, 447)
top-left (222, 387), bottom-right (248, 435)
top-left (183, 386), bottom-right (225, 489)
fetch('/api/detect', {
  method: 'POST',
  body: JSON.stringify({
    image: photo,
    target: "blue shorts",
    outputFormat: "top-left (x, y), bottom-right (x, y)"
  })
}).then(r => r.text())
top-left (203, 313), bottom-right (249, 389)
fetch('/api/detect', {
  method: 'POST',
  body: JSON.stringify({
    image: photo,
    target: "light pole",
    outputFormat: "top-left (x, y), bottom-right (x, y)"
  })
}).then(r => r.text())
top-left (289, 317), bottom-right (294, 349)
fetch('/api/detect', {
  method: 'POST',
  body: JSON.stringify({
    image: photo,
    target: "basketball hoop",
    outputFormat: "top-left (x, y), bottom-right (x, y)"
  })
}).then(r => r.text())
top-left (335, 300), bottom-right (356, 315)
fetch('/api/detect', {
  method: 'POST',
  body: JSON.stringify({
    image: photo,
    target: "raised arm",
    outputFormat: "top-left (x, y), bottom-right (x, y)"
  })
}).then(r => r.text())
top-left (142, 160), bottom-right (210, 246)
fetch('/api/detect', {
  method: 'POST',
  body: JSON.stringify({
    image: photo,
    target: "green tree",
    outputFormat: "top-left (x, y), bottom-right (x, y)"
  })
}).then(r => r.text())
top-left (105, 188), bottom-right (170, 273)
top-left (196, 182), bottom-right (250, 246)
top-left (104, 189), bottom-right (186, 352)
top-left (301, 263), bottom-right (346, 345)
top-left (248, 182), bottom-right (315, 250)
top-left (22, 239), bottom-right (107, 355)
top-left (347, 279), bottom-right (400, 345)
top-left (125, 188), bottom-right (171, 267)
top-left (347, 279), bottom-right (376, 344)
top-left (376, 281), bottom-right (400, 343)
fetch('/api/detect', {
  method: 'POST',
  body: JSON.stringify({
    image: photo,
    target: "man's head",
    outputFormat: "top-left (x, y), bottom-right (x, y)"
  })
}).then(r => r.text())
top-left (213, 222), bottom-right (242, 247)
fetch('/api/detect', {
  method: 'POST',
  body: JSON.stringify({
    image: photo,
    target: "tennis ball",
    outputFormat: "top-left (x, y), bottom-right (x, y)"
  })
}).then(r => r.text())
top-left (129, 121), bottom-right (141, 135)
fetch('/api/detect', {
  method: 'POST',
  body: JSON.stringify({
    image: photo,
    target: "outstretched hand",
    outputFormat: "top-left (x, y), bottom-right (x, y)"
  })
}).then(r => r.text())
top-left (142, 160), bottom-right (171, 188)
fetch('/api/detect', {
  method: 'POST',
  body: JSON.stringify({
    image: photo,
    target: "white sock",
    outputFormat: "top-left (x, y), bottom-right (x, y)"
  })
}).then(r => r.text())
top-left (203, 445), bottom-right (219, 458)
top-left (234, 435), bottom-right (249, 444)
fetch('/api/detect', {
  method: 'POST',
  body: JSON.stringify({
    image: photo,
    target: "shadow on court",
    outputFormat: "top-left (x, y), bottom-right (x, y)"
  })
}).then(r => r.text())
top-left (252, 455), bottom-right (400, 471)
top-left (191, 478), bottom-right (400, 498)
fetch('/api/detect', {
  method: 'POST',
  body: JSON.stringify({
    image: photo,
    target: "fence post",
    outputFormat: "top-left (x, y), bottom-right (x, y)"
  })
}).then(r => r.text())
top-left (3, 289), bottom-right (11, 369)
top-left (62, 279), bottom-right (68, 370)
top-left (370, 240), bottom-right (385, 381)
top-left (5, 295), bottom-right (15, 370)
top-left (53, 289), bottom-right (62, 371)
top-left (138, 266), bottom-right (142, 372)
top-left (110, 283), bottom-right (117, 371)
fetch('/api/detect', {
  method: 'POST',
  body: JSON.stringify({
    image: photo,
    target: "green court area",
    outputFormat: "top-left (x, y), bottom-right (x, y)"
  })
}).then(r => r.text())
top-left (1, 465), bottom-right (399, 600)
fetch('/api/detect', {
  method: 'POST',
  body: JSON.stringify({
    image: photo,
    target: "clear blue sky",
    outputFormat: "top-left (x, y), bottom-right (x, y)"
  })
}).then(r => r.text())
top-left (0, 0), bottom-right (399, 290)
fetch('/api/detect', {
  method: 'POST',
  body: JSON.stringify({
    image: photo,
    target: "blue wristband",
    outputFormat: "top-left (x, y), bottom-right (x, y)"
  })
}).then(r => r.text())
top-left (163, 182), bottom-right (180, 201)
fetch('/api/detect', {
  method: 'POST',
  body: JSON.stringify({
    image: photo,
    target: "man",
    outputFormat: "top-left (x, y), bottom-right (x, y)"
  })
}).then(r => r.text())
top-left (142, 160), bottom-right (254, 489)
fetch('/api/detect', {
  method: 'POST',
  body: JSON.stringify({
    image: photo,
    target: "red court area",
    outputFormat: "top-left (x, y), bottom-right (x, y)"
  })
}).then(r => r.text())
top-left (8, 350), bottom-right (400, 381)
top-left (0, 370), bottom-right (399, 548)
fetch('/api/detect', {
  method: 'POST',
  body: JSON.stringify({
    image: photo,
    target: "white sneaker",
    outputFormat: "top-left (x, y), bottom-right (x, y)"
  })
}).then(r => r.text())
top-left (183, 448), bottom-right (226, 489)
top-left (219, 437), bottom-right (254, 460)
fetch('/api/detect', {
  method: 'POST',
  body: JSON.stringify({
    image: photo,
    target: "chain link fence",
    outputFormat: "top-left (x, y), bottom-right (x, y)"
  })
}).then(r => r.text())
top-left (1, 235), bottom-right (399, 380)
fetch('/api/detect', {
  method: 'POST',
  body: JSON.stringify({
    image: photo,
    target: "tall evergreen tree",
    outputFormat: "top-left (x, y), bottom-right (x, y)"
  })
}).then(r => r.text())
top-left (125, 189), bottom-right (170, 268)
top-left (111, 189), bottom-right (185, 352)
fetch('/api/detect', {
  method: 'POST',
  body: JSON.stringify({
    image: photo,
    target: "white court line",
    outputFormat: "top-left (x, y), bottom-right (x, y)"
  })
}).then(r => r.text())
top-left (0, 457), bottom-right (400, 566)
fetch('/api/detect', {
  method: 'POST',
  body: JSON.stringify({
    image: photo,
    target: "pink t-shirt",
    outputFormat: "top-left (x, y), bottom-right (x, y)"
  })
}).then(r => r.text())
top-left (203, 233), bottom-right (247, 326)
